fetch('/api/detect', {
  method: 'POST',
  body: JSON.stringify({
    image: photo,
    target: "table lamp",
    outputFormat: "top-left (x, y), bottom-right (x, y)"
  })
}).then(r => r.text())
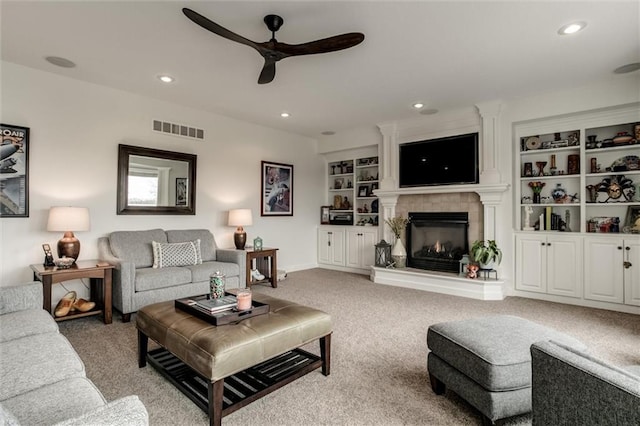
top-left (228, 208), bottom-right (252, 250)
top-left (47, 206), bottom-right (90, 261)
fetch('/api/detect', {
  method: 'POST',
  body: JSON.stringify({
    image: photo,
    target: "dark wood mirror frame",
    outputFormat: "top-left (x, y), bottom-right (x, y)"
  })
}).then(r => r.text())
top-left (117, 144), bottom-right (197, 215)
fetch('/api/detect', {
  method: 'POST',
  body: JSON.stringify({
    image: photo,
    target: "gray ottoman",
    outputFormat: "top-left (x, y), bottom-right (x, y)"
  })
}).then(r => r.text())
top-left (427, 315), bottom-right (587, 425)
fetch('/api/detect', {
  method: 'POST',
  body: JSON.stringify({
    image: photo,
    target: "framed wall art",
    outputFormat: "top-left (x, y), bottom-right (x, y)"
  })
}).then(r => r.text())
top-left (261, 161), bottom-right (293, 216)
top-left (175, 177), bottom-right (187, 206)
top-left (0, 123), bottom-right (29, 218)
top-left (320, 206), bottom-right (331, 224)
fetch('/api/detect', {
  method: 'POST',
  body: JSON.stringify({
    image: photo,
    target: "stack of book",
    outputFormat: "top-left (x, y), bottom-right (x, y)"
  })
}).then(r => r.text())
top-left (537, 207), bottom-right (566, 231)
top-left (184, 295), bottom-right (238, 314)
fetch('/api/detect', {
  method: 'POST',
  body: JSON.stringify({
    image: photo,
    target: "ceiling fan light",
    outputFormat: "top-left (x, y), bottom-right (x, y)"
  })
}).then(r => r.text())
top-left (280, 112), bottom-right (290, 118)
top-left (558, 22), bottom-right (586, 35)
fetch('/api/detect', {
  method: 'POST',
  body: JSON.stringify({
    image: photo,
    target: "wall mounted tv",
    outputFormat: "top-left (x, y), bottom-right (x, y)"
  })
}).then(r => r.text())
top-left (399, 132), bottom-right (479, 187)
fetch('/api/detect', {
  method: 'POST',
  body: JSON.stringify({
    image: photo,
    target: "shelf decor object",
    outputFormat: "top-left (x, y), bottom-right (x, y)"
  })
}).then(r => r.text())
top-left (529, 181), bottom-right (546, 204)
top-left (47, 206), bottom-right (91, 262)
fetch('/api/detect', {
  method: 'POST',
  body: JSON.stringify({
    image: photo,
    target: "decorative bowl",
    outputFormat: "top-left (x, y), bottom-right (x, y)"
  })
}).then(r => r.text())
top-left (55, 258), bottom-right (75, 269)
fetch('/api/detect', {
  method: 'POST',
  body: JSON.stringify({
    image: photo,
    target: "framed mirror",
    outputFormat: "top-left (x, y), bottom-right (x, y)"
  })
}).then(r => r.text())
top-left (117, 144), bottom-right (197, 215)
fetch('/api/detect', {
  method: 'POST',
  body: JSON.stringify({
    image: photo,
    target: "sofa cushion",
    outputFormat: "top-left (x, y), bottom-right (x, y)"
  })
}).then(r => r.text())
top-left (0, 333), bottom-right (85, 400)
top-left (109, 229), bottom-right (167, 268)
top-left (151, 240), bottom-right (202, 268)
top-left (166, 229), bottom-right (217, 261)
top-left (185, 261), bottom-right (241, 282)
top-left (135, 267), bottom-right (192, 292)
top-left (2, 377), bottom-right (106, 425)
top-left (0, 309), bottom-right (58, 343)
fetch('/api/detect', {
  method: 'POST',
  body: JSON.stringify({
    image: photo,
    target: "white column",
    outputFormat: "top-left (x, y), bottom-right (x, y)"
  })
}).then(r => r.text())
top-left (377, 193), bottom-right (399, 243)
top-left (376, 122), bottom-right (398, 191)
top-left (475, 100), bottom-right (503, 185)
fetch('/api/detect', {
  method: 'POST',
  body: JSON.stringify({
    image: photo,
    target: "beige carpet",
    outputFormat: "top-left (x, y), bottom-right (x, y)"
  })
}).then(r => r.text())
top-left (59, 268), bottom-right (640, 425)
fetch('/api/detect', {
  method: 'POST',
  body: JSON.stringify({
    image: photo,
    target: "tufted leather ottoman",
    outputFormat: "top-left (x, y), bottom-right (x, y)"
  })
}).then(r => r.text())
top-left (427, 315), bottom-right (586, 425)
top-left (137, 293), bottom-right (332, 426)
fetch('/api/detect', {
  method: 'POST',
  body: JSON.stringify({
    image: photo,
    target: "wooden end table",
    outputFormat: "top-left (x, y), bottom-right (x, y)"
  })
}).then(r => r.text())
top-left (245, 247), bottom-right (278, 288)
top-left (30, 260), bottom-right (113, 324)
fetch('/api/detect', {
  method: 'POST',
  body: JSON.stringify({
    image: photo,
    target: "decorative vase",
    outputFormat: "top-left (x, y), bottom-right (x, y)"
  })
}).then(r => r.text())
top-left (533, 193), bottom-right (541, 204)
top-left (391, 238), bottom-right (407, 268)
top-left (551, 183), bottom-right (567, 203)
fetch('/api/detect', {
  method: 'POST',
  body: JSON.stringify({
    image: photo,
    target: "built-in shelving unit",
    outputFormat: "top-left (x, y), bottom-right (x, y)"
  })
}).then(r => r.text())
top-left (327, 156), bottom-right (379, 226)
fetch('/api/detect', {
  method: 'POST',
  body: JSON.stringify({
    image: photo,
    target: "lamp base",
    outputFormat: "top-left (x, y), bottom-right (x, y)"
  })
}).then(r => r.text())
top-left (234, 231), bottom-right (247, 250)
top-left (57, 231), bottom-right (80, 261)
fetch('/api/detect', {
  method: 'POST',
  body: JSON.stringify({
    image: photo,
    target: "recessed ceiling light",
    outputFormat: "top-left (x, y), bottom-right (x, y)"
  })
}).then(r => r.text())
top-left (420, 108), bottom-right (439, 115)
top-left (321, 131), bottom-right (336, 136)
top-left (614, 63), bottom-right (640, 74)
top-left (158, 75), bottom-right (174, 83)
top-left (45, 56), bottom-right (76, 68)
top-left (280, 112), bottom-right (290, 118)
top-left (558, 22), bottom-right (586, 35)
top-left (412, 103), bottom-right (424, 109)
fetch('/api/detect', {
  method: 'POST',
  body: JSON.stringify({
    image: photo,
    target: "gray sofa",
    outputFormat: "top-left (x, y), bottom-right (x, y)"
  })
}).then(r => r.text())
top-left (0, 282), bottom-right (148, 425)
top-left (531, 340), bottom-right (640, 425)
top-left (98, 228), bottom-right (246, 321)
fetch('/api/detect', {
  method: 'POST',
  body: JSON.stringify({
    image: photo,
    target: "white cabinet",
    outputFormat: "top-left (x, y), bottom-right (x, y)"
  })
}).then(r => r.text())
top-left (515, 234), bottom-right (582, 298)
top-left (318, 227), bottom-right (345, 266)
top-left (584, 237), bottom-right (640, 306)
top-left (345, 228), bottom-right (378, 269)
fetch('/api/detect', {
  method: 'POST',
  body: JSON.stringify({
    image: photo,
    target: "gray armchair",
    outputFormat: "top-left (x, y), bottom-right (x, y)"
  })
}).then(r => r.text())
top-left (531, 340), bottom-right (640, 425)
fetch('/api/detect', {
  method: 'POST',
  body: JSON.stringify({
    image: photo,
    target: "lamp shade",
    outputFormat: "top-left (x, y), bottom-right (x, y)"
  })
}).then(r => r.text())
top-left (47, 207), bottom-right (91, 232)
top-left (228, 209), bottom-right (253, 227)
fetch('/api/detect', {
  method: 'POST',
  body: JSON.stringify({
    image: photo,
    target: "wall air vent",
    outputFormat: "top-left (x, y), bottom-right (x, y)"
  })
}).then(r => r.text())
top-left (152, 120), bottom-right (204, 140)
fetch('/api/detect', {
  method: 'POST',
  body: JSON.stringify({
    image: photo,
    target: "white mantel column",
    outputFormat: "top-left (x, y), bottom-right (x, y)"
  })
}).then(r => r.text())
top-left (376, 122), bottom-right (398, 191)
top-left (476, 100), bottom-right (503, 185)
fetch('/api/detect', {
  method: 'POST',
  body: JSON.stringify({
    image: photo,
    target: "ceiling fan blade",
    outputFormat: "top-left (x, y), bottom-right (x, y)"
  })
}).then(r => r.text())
top-left (182, 8), bottom-right (259, 51)
top-left (258, 60), bottom-right (276, 84)
top-left (273, 33), bottom-right (365, 56)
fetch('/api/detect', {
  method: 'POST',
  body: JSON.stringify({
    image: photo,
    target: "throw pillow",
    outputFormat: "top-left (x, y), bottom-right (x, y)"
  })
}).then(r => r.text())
top-left (152, 239), bottom-right (202, 268)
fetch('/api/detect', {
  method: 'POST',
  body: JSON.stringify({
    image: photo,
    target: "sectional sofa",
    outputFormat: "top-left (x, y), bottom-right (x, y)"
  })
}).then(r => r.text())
top-left (0, 281), bottom-right (148, 425)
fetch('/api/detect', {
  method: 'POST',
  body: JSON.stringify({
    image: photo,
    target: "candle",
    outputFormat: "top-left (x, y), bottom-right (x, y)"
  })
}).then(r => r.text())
top-left (236, 289), bottom-right (252, 311)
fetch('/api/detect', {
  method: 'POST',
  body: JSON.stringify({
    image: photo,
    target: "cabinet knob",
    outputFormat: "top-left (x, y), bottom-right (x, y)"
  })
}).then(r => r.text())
top-left (547, 243), bottom-right (551, 246)
top-left (625, 246), bottom-right (631, 251)
top-left (541, 242), bottom-right (545, 246)
top-left (623, 261), bottom-right (632, 269)
top-left (618, 246), bottom-right (622, 250)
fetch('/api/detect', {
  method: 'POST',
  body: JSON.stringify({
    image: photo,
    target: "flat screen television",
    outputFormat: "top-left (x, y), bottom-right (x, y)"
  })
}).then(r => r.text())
top-left (399, 132), bottom-right (479, 187)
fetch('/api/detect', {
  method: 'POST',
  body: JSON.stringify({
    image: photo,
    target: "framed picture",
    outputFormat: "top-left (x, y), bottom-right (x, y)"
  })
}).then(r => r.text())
top-left (175, 177), bottom-right (187, 206)
top-left (358, 186), bottom-right (369, 197)
top-left (320, 206), bottom-right (331, 224)
top-left (624, 206), bottom-right (640, 233)
top-left (0, 123), bottom-right (29, 218)
top-left (261, 161), bottom-right (293, 216)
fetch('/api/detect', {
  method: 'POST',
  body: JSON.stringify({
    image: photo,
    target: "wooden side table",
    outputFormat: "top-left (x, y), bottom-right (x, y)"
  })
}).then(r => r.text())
top-left (30, 260), bottom-right (113, 324)
top-left (245, 248), bottom-right (278, 288)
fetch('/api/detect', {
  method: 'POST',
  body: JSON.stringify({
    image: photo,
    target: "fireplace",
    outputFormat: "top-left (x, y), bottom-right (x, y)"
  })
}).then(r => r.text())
top-left (406, 212), bottom-right (469, 273)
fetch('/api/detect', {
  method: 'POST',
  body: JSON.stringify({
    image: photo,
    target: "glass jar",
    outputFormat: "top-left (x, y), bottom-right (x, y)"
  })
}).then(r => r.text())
top-left (236, 288), bottom-right (252, 311)
top-left (209, 271), bottom-right (225, 299)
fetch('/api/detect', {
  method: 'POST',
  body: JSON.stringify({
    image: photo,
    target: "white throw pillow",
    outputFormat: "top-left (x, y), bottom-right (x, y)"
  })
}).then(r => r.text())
top-left (151, 239), bottom-right (202, 268)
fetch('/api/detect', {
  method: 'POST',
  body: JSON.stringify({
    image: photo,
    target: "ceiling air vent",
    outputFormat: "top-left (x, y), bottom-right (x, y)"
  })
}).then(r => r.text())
top-left (152, 120), bottom-right (204, 140)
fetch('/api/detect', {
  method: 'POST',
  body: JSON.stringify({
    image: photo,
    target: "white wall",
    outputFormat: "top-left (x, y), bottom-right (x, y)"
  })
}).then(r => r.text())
top-left (0, 62), bottom-right (324, 289)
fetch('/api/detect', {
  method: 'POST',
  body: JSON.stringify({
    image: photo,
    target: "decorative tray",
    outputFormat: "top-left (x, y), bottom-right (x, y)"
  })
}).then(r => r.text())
top-left (175, 294), bottom-right (269, 326)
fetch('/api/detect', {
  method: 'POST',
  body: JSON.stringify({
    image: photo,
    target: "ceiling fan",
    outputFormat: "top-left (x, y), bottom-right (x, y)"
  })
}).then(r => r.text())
top-left (182, 8), bottom-right (365, 84)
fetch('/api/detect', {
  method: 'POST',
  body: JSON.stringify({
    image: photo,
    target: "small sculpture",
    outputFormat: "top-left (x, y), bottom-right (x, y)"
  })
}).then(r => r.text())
top-left (523, 205), bottom-right (534, 230)
top-left (466, 263), bottom-right (479, 279)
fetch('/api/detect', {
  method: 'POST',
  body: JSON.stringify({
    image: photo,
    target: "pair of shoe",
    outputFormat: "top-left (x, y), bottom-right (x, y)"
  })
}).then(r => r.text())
top-left (54, 291), bottom-right (95, 317)
top-left (250, 269), bottom-right (265, 281)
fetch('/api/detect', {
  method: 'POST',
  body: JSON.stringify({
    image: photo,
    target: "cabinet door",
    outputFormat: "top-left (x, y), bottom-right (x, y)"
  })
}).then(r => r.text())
top-left (584, 238), bottom-right (624, 303)
top-left (360, 229), bottom-right (378, 268)
top-left (624, 239), bottom-right (640, 306)
top-left (345, 229), bottom-right (361, 268)
top-left (515, 235), bottom-right (547, 293)
top-left (546, 235), bottom-right (582, 298)
top-left (318, 228), bottom-right (345, 266)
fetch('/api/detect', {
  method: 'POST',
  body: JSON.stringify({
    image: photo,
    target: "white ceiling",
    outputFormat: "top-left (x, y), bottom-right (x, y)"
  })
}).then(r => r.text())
top-left (1, 1), bottom-right (639, 138)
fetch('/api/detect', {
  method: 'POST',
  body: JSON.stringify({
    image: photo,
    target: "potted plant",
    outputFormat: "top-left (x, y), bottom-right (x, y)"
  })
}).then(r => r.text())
top-left (470, 240), bottom-right (502, 270)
